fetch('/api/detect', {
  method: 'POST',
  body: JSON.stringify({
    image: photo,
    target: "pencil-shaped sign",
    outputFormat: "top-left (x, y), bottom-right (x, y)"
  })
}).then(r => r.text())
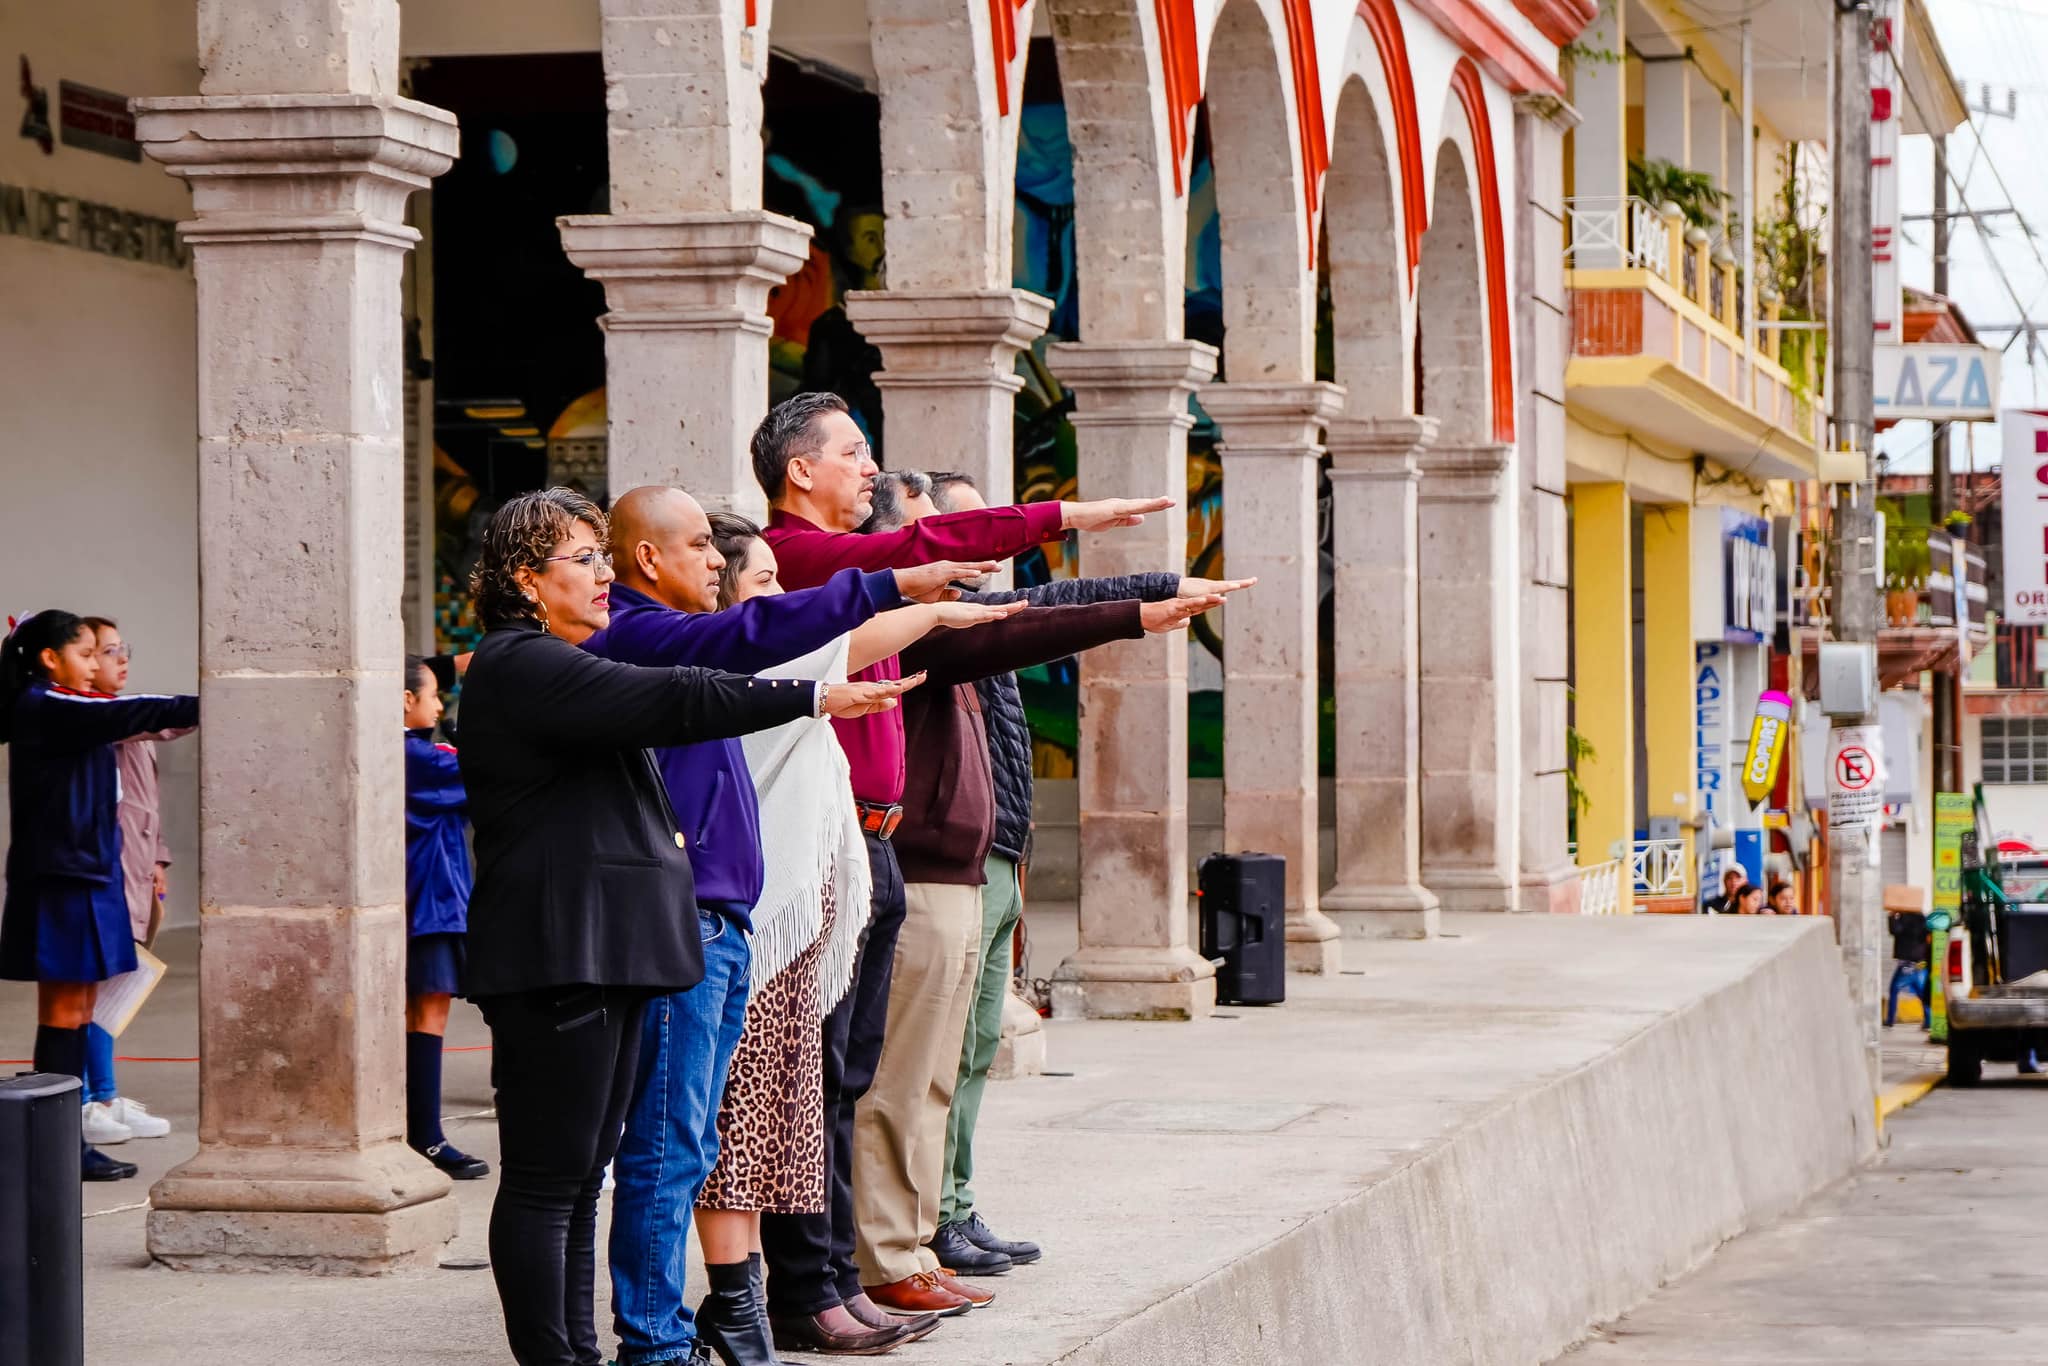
top-left (1742, 689), bottom-right (1794, 807)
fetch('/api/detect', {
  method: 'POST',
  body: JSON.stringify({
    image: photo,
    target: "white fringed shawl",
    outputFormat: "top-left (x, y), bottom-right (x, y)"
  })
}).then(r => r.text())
top-left (743, 635), bottom-right (872, 1012)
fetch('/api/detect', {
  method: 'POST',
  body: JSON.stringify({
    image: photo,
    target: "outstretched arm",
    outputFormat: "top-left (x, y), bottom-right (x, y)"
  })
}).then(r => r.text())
top-left (26, 689), bottom-right (199, 752)
top-left (847, 600), bottom-right (1026, 673)
top-left (587, 568), bottom-right (901, 674)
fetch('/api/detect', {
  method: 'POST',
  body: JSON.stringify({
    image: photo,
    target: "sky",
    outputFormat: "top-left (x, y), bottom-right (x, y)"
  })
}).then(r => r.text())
top-left (1875, 0), bottom-right (2048, 475)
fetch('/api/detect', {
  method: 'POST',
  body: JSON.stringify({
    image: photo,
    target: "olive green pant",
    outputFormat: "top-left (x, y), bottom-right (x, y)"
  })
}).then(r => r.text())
top-left (938, 853), bottom-right (1023, 1227)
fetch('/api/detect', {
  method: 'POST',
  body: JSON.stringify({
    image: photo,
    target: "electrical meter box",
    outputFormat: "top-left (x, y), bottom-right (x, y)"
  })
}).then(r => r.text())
top-left (1818, 640), bottom-right (1877, 717)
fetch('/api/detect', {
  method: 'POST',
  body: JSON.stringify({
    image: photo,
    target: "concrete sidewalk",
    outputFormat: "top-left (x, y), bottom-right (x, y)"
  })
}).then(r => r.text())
top-left (4, 909), bottom-right (1875, 1365)
top-left (1556, 1079), bottom-right (2048, 1363)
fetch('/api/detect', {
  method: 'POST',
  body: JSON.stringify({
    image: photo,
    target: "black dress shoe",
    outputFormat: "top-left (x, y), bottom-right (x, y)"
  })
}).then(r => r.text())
top-left (81, 1143), bottom-right (137, 1182)
top-left (768, 1311), bottom-right (921, 1356)
top-left (927, 1222), bottom-right (1012, 1276)
top-left (417, 1141), bottom-right (491, 1180)
top-left (961, 1211), bottom-right (1041, 1265)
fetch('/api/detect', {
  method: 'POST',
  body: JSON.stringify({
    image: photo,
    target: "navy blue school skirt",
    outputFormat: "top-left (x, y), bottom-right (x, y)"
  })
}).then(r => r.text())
top-left (406, 931), bottom-right (466, 997)
top-left (0, 877), bottom-right (138, 984)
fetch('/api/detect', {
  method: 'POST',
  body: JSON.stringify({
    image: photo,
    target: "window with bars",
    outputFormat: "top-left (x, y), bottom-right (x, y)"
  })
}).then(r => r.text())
top-left (1981, 716), bottom-right (2048, 784)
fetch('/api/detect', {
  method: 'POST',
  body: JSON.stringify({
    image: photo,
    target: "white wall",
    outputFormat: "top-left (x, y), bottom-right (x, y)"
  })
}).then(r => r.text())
top-left (1, 3), bottom-right (201, 926)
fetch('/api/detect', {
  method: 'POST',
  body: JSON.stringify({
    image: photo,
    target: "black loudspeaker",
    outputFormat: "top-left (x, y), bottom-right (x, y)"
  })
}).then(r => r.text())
top-left (1199, 851), bottom-right (1287, 1006)
top-left (0, 1072), bottom-right (83, 1366)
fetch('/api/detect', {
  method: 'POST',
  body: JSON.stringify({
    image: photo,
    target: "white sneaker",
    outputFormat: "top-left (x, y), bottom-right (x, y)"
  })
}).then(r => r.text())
top-left (81, 1100), bottom-right (134, 1145)
top-left (107, 1096), bottom-right (171, 1138)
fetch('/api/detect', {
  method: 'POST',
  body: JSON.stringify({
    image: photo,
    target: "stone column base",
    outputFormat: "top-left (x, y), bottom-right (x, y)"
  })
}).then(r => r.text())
top-left (989, 990), bottom-right (1047, 1080)
top-left (1051, 946), bottom-right (1217, 1021)
top-left (1520, 860), bottom-right (1584, 915)
top-left (1425, 870), bottom-right (1521, 914)
top-left (1322, 883), bottom-right (1443, 940)
top-left (1286, 908), bottom-right (1343, 974)
top-left (149, 1192), bottom-right (457, 1275)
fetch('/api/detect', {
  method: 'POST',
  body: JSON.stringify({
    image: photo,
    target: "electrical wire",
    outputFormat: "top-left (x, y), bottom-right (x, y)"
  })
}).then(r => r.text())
top-left (1881, 35), bottom-right (2044, 374)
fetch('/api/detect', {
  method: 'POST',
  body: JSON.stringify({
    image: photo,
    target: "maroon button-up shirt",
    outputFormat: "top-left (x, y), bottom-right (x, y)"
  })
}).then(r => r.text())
top-left (763, 501), bottom-right (1067, 804)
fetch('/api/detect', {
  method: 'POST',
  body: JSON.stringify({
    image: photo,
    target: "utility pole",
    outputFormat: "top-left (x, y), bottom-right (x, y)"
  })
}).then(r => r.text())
top-left (1829, 0), bottom-right (1882, 1090)
top-left (1932, 136), bottom-right (1960, 795)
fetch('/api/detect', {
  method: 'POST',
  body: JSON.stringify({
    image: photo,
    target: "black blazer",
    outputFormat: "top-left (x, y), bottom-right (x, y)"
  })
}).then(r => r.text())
top-left (457, 618), bottom-right (817, 997)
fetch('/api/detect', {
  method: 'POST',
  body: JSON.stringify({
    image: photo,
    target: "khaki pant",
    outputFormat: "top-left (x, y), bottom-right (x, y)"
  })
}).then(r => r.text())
top-left (851, 880), bottom-right (982, 1283)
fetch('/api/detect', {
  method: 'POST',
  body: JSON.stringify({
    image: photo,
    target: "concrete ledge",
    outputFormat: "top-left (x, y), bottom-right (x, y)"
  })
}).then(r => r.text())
top-left (1043, 921), bottom-right (1875, 1365)
top-left (938, 912), bottom-right (1876, 1366)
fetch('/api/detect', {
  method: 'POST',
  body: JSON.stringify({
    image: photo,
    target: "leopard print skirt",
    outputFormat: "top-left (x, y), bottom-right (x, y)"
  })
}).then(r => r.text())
top-left (698, 877), bottom-right (835, 1213)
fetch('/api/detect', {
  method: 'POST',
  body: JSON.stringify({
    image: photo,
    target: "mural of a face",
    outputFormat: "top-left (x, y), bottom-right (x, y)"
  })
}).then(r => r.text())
top-left (843, 211), bottom-right (885, 288)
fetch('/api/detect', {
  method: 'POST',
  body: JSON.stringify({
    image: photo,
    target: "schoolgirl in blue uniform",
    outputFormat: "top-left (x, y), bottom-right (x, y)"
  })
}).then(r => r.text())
top-left (402, 655), bottom-right (489, 1181)
top-left (0, 610), bottom-right (197, 1181)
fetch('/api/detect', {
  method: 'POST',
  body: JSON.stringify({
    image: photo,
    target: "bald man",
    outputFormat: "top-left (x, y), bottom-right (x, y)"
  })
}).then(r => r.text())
top-left (582, 485), bottom-right (995, 1366)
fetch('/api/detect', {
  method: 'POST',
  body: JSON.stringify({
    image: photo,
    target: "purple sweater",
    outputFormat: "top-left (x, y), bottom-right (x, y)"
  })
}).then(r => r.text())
top-left (581, 571), bottom-right (900, 923)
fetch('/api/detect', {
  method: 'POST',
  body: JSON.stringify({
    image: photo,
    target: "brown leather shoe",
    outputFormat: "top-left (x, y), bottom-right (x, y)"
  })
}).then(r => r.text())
top-left (845, 1291), bottom-right (941, 1341)
top-left (933, 1267), bottom-right (996, 1308)
top-left (864, 1271), bottom-right (974, 1318)
top-left (769, 1310), bottom-right (922, 1355)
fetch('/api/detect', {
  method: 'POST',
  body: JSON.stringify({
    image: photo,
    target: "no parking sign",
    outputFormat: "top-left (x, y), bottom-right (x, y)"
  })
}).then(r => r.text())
top-left (1826, 726), bottom-right (1885, 831)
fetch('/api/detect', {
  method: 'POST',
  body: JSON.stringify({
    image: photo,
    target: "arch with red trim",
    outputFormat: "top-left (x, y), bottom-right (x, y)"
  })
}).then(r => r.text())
top-left (1350, 0), bottom-right (1427, 292)
top-left (1444, 57), bottom-right (1514, 443)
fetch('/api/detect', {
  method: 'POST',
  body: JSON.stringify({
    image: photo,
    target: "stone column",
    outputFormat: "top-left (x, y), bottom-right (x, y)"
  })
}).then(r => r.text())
top-left (559, 214), bottom-right (810, 518)
top-left (843, 290), bottom-right (1052, 501)
top-left (563, 0), bottom-right (809, 519)
top-left (1046, 340), bottom-right (1219, 1020)
top-left (134, 78), bottom-right (459, 1266)
top-left (1418, 443), bottom-right (1521, 912)
top-left (1321, 416), bottom-right (1440, 939)
top-left (1516, 92), bottom-right (1582, 914)
top-left (1203, 381), bottom-right (1346, 971)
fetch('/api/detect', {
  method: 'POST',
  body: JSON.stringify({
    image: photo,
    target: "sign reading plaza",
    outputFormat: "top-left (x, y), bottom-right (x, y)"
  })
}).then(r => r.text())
top-left (1873, 344), bottom-right (2000, 421)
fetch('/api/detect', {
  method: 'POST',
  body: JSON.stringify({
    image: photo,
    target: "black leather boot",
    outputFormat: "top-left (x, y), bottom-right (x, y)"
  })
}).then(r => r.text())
top-left (697, 1259), bottom-right (791, 1366)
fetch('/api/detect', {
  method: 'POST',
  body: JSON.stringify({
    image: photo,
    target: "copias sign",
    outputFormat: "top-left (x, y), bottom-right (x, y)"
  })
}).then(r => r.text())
top-left (1742, 690), bottom-right (1793, 807)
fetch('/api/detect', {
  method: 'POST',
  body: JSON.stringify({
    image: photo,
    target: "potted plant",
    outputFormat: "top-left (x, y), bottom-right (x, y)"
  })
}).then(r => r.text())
top-left (1883, 519), bottom-right (1932, 627)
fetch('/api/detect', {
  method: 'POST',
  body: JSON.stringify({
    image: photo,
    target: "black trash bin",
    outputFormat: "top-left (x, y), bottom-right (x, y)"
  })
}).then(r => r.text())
top-left (0, 1071), bottom-right (83, 1366)
top-left (1199, 851), bottom-right (1286, 1006)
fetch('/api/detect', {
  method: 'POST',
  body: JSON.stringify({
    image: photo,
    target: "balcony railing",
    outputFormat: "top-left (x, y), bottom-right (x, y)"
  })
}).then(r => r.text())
top-left (1564, 195), bottom-right (1672, 279)
top-left (1563, 196), bottom-right (1785, 354)
top-left (1630, 838), bottom-right (1690, 900)
top-left (1578, 858), bottom-right (1625, 916)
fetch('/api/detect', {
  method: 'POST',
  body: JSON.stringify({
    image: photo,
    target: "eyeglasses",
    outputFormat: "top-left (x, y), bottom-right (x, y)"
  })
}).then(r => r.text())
top-left (541, 550), bottom-right (613, 574)
top-left (98, 644), bottom-right (131, 662)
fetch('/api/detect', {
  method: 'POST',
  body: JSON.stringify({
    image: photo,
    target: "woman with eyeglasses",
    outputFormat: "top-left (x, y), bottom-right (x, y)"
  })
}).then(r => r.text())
top-left (0, 609), bottom-right (197, 1183)
top-left (455, 488), bottom-right (916, 1366)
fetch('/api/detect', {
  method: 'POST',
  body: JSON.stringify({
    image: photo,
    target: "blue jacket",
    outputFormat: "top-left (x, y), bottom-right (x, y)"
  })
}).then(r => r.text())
top-left (404, 729), bottom-right (472, 937)
top-left (4, 683), bottom-right (199, 887)
top-left (581, 570), bottom-right (900, 923)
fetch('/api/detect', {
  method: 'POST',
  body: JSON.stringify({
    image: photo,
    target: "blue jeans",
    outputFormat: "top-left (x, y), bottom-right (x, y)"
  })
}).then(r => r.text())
top-left (1885, 961), bottom-right (1929, 1027)
top-left (610, 911), bottom-right (753, 1364)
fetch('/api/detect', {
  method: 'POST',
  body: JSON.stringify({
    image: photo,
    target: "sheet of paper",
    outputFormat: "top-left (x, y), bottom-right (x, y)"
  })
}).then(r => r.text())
top-left (93, 944), bottom-right (167, 1039)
